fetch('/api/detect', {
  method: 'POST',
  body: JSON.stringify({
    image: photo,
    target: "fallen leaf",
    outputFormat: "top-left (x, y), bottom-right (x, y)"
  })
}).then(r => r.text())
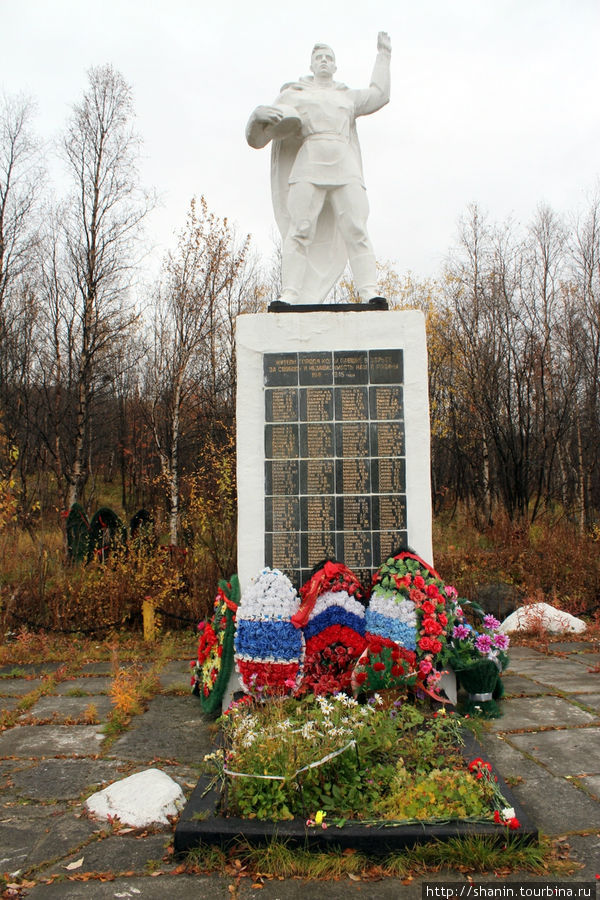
top-left (64, 857), bottom-right (84, 870)
top-left (251, 884), bottom-right (264, 890)
top-left (348, 873), bottom-right (361, 881)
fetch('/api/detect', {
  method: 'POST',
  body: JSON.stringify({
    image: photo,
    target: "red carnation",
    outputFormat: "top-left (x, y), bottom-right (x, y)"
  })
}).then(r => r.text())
top-left (414, 575), bottom-right (426, 589)
top-left (438, 613), bottom-right (448, 626)
top-left (355, 672), bottom-right (367, 685)
top-left (369, 640), bottom-right (383, 655)
top-left (391, 664), bottom-right (404, 676)
top-left (421, 600), bottom-right (436, 615)
top-left (426, 583), bottom-right (439, 598)
top-left (422, 617), bottom-right (443, 636)
top-left (373, 661), bottom-right (386, 672)
top-left (493, 810), bottom-right (502, 824)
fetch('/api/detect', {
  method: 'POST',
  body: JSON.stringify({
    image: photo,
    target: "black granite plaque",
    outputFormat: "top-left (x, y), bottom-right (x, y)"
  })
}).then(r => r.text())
top-left (372, 495), bottom-right (407, 531)
top-left (265, 532), bottom-right (300, 572)
top-left (300, 423), bottom-right (334, 458)
top-left (300, 531), bottom-right (336, 569)
top-left (265, 460), bottom-right (299, 496)
top-left (265, 496), bottom-right (300, 533)
top-left (372, 530), bottom-right (408, 563)
top-left (334, 386), bottom-right (369, 421)
top-left (334, 351), bottom-right (368, 384)
top-left (299, 352), bottom-right (333, 385)
top-left (335, 457), bottom-right (370, 494)
top-left (335, 422), bottom-right (369, 457)
top-left (336, 496), bottom-right (371, 531)
top-left (263, 348), bottom-right (406, 584)
top-left (336, 531), bottom-right (372, 569)
top-left (265, 388), bottom-right (298, 423)
top-left (369, 385), bottom-right (403, 421)
top-left (300, 459), bottom-right (335, 495)
top-left (265, 423), bottom-right (299, 459)
top-left (264, 353), bottom-right (298, 386)
top-left (370, 421), bottom-right (404, 457)
top-left (370, 458), bottom-right (405, 494)
top-left (299, 387), bottom-right (334, 422)
top-left (300, 495), bottom-right (336, 533)
top-left (369, 349), bottom-right (403, 384)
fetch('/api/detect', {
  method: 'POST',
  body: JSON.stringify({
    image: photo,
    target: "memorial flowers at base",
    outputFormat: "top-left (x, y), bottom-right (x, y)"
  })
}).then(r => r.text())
top-left (204, 693), bottom-right (520, 829)
top-left (446, 612), bottom-right (510, 718)
top-left (369, 550), bottom-right (459, 699)
top-left (234, 568), bottom-right (305, 696)
top-left (294, 561), bottom-right (367, 696)
top-left (191, 575), bottom-right (239, 715)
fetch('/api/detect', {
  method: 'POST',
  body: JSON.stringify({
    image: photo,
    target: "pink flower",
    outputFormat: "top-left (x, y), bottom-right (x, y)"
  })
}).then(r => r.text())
top-left (493, 633), bottom-right (509, 651)
top-left (483, 614), bottom-right (501, 631)
top-left (453, 624), bottom-right (470, 640)
top-left (475, 634), bottom-right (493, 654)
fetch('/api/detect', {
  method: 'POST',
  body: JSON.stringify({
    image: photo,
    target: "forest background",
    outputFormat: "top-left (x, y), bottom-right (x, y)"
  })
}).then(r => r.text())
top-left (1, 67), bottom-right (600, 636)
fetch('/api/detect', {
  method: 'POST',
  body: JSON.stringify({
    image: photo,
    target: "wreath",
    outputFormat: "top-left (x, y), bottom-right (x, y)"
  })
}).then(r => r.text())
top-left (192, 575), bottom-right (239, 715)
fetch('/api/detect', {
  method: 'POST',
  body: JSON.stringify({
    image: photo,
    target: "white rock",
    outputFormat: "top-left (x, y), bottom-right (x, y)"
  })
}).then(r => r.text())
top-left (500, 602), bottom-right (586, 635)
top-left (85, 768), bottom-right (185, 828)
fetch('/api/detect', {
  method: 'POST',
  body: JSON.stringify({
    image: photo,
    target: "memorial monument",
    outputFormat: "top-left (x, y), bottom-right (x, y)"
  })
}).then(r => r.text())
top-left (235, 31), bottom-right (432, 612)
top-left (246, 33), bottom-right (391, 306)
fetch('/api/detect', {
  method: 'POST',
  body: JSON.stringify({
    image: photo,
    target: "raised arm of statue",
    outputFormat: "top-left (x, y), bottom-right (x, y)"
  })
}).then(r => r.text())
top-left (353, 31), bottom-right (392, 118)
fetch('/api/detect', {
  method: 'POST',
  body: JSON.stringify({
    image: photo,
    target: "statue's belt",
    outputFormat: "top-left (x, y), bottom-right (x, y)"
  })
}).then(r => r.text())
top-left (303, 132), bottom-right (348, 143)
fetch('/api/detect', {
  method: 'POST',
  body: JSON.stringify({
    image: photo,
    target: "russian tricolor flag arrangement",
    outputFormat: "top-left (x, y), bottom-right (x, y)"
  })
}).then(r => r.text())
top-left (234, 568), bottom-right (305, 696)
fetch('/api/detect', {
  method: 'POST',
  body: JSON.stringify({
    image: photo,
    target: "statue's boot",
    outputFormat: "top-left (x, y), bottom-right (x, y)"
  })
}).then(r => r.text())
top-left (349, 251), bottom-right (378, 302)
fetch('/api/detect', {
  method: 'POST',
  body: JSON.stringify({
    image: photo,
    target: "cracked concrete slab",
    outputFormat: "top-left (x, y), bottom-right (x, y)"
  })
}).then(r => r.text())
top-left (42, 833), bottom-right (172, 877)
top-left (501, 674), bottom-right (552, 696)
top-left (509, 726), bottom-right (600, 776)
top-left (20, 694), bottom-right (113, 722)
top-left (0, 724), bottom-right (105, 758)
top-left (9, 758), bottom-right (122, 801)
top-left (107, 696), bottom-right (213, 765)
top-left (0, 678), bottom-right (42, 696)
top-left (504, 658), bottom-right (599, 692)
top-left (489, 695), bottom-right (598, 732)
top-left (571, 693), bottom-right (600, 711)
top-left (0, 808), bottom-right (101, 874)
top-left (159, 660), bottom-right (192, 692)
top-left (54, 677), bottom-right (112, 695)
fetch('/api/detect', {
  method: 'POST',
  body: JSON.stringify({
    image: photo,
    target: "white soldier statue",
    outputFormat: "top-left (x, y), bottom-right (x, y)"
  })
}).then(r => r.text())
top-left (246, 32), bottom-right (391, 306)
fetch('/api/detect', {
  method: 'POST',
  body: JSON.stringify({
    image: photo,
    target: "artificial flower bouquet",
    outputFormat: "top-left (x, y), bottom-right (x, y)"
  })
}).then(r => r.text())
top-left (192, 575), bottom-right (240, 714)
top-left (351, 634), bottom-right (417, 700)
top-left (446, 611), bottom-right (510, 717)
top-left (369, 551), bottom-right (460, 699)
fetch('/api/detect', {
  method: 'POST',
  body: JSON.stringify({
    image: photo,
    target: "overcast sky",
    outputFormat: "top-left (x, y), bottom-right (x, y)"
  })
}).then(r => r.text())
top-left (3, 0), bottom-right (600, 281)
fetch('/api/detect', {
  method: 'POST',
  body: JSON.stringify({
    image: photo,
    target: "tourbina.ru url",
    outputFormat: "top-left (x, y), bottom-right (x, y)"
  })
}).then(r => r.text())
top-left (422, 883), bottom-right (597, 899)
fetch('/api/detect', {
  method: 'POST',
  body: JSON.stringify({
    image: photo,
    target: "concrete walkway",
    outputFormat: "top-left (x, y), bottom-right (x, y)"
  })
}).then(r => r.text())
top-left (0, 643), bottom-right (599, 898)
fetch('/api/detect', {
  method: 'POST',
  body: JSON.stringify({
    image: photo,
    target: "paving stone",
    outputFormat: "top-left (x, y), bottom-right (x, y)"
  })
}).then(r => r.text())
top-left (489, 695), bottom-right (597, 732)
top-left (79, 661), bottom-right (114, 674)
top-left (505, 646), bottom-right (548, 661)
top-left (159, 659), bottom-right (193, 692)
top-left (509, 726), bottom-right (600, 776)
top-left (25, 875), bottom-right (236, 899)
top-left (43, 832), bottom-right (172, 876)
top-left (54, 676), bottom-right (112, 695)
top-left (10, 758), bottom-right (122, 801)
top-left (0, 695), bottom-right (20, 711)
top-left (0, 678), bottom-right (42, 696)
top-left (571, 693), bottom-right (600, 712)
top-left (501, 674), bottom-right (551, 696)
top-left (546, 641), bottom-right (599, 653)
top-left (567, 833), bottom-right (600, 880)
top-left (107, 696), bottom-right (213, 765)
top-left (20, 694), bottom-right (113, 722)
top-left (0, 724), bottom-right (105, 758)
top-left (579, 774), bottom-right (600, 799)
top-left (505, 658), bottom-right (598, 691)
top-left (0, 663), bottom-right (62, 676)
top-left (0, 808), bottom-right (100, 874)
